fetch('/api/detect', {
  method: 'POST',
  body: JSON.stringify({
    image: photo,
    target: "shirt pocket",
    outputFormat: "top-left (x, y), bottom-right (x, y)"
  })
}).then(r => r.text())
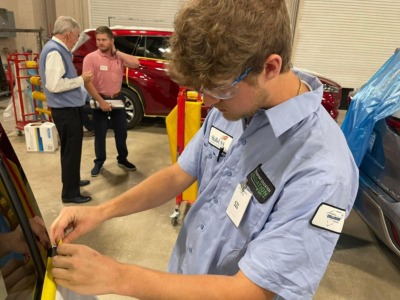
top-left (217, 196), bottom-right (265, 274)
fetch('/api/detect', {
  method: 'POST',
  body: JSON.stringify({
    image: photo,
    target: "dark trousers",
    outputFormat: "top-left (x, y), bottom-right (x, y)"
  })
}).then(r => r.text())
top-left (82, 102), bottom-right (94, 131)
top-left (92, 104), bottom-right (128, 165)
top-left (51, 107), bottom-right (83, 199)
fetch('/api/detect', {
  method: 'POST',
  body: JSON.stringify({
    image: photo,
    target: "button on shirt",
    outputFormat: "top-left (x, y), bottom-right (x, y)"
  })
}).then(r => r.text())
top-left (82, 49), bottom-right (124, 96)
top-left (169, 70), bottom-right (359, 300)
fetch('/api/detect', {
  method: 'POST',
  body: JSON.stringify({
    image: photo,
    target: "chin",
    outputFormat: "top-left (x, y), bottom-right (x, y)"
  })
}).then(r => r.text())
top-left (222, 112), bottom-right (242, 122)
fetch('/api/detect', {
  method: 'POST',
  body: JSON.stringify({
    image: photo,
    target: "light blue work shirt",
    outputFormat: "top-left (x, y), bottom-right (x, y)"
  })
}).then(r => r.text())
top-left (168, 71), bottom-right (359, 299)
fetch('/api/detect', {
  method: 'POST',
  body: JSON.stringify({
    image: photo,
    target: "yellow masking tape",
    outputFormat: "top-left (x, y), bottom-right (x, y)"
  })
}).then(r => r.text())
top-left (35, 108), bottom-right (52, 116)
top-left (41, 240), bottom-right (61, 300)
top-left (30, 76), bottom-right (42, 85)
top-left (40, 256), bottom-right (57, 300)
top-left (32, 91), bottom-right (46, 102)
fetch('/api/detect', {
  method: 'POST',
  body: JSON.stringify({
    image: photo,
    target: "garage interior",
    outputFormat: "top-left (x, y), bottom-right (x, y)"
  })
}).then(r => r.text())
top-left (1, 103), bottom-right (399, 300)
top-left (0, 0), bottom-right (400, 299)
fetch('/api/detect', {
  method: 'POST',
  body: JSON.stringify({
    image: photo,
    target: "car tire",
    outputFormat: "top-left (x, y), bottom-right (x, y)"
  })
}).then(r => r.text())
top-left (121, 86), bottom-right (144, 129)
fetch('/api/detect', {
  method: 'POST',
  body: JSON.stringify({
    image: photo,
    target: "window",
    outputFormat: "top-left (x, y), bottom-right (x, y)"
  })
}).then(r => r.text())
top-left (134, 36), bottom-right (170, 59)
top-left (114, 36), bottom-right (140, 56)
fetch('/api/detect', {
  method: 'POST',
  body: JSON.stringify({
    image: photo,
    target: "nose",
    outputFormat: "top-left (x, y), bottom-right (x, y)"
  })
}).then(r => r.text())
top-left (202, 93), bottom-right (221, 107)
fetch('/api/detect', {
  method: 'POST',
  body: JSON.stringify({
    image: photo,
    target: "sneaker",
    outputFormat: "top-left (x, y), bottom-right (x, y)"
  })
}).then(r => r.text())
top-left (91, 164), bottom-right (103, 177)
top-left (118, 160), bottom-right (137, 171)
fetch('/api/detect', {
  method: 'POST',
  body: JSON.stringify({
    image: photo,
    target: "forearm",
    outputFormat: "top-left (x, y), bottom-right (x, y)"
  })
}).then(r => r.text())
top-left (112, 265), bottom-right (274, 300)
top-left (45, 51), bottom-right (83, 93)
top-left (84, 82), bottom-right (107, 106)
top-left (115, 50), bottom-right (140, 68)
top-left (98, 163), bottom-right (195, 221)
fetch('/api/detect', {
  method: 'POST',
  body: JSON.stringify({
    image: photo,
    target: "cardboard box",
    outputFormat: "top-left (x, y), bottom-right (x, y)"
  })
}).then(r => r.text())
top-left (24, 122), bottom-right (59, 152)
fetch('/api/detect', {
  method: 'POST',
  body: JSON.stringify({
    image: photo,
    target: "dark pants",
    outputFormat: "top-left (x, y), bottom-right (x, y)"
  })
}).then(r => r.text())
top-left (82, 102), bottom-right (94, 131)
top-left (92, 100), bottom-right (128, 165)
top-left (51, 107), bottom-right (83, 199)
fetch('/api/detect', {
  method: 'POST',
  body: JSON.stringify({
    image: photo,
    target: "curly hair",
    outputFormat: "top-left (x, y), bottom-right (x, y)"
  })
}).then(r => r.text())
top-left (167, 0), bottom-right (292, 90)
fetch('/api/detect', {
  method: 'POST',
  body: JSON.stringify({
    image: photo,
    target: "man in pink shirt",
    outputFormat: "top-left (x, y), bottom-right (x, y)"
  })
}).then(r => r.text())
top-left (83, 26), bottom-right (140, 177)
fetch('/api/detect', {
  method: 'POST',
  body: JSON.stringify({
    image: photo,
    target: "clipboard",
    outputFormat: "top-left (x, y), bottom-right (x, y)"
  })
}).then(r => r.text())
top-left (90, 99), bottom-right (125, 109)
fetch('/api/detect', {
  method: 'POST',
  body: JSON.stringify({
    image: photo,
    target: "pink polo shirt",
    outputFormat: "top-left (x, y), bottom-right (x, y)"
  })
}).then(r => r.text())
top-left (82, 49), bottom-right (125, 95)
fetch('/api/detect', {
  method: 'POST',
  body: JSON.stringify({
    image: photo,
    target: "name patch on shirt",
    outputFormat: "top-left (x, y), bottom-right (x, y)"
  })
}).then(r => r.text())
top-left (311, 203), bottom-right (345, 234)
top-left (100, 65), bottom-right (108, 71)
top-left (208, 126), bottom-right (233, 154)
top-left (246, 164), bottom-right (275, 204)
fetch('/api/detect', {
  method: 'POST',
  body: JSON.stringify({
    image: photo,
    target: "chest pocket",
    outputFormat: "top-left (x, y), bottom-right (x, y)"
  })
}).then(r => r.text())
top-left (216, 195), bottom-right (266, 275)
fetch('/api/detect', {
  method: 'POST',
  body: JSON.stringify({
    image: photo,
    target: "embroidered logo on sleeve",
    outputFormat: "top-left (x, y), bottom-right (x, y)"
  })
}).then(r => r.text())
top-left (246, 164), bottom-right (275, 204)
top-left (311, 203), bottom-right (346, 234)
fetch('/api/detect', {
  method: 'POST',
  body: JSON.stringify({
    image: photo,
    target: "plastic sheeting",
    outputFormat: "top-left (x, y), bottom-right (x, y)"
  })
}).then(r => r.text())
top-left (341, 50), bottom-right (400, 166)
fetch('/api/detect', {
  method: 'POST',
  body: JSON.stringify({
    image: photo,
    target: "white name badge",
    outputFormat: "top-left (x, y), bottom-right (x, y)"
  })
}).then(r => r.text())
top-left (226, 184), bottom-right (252, 227)
top-left (209, 126), bottom-right (233, 153)
top-left (311, 203), bottom-right (345, 234)
top-left (100, 65), bottom-right (108, 71)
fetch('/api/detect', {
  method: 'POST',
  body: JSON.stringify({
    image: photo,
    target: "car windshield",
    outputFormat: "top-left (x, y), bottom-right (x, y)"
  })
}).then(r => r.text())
top-left (72, 31), bottom-right (91, 53)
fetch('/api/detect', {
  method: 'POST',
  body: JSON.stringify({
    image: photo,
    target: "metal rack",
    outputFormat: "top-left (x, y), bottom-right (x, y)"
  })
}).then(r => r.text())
top-left (7, 53), bottom-right (41, 135)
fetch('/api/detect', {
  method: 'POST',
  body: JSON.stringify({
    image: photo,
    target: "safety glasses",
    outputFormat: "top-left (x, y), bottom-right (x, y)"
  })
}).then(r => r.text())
top-left (201, 67), bottom-right (252, 100)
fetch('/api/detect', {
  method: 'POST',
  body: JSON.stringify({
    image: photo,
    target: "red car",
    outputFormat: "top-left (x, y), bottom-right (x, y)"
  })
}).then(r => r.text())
top-left (73, 27), bottom-right (342, 129)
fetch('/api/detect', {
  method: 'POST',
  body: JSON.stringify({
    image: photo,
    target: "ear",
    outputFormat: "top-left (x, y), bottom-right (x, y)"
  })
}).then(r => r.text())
top-left (262, 54), bottom-right (282, 80)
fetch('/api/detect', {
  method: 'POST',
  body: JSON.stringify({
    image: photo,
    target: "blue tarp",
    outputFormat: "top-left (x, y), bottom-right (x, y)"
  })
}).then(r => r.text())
top-left (341, 50), bottom-right (400, 166)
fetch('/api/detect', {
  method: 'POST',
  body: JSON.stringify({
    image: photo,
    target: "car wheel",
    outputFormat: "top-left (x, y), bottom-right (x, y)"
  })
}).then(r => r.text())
top-left (121, 86), bottom-right (144, 129)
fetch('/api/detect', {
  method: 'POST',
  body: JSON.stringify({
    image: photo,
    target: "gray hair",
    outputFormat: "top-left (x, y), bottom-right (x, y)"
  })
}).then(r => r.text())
top-left (53, 16), bottom-right (80, 35)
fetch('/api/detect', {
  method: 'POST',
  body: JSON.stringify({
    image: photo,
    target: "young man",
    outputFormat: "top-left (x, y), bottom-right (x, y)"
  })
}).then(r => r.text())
top-left (39, 16), bottom-right (93, 204)
top-left (82, 26), bottom-right (140, 177)
top-left (49, 1), bottom-right (358, 299)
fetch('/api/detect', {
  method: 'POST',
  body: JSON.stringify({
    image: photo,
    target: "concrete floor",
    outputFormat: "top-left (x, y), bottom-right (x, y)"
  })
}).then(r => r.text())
top-left (1, 97), bottom-right (400, 299)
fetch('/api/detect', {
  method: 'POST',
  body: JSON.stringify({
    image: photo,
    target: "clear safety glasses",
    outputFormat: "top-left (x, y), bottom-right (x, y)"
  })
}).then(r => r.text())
top-left (201, 67), bottom-right (252, 100)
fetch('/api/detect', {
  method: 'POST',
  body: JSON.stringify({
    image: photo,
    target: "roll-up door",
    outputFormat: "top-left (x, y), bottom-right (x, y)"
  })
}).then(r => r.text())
top-left (292, 0), bottom-right (400, 89)
top-left (89, 0), bottom-right (183, 29)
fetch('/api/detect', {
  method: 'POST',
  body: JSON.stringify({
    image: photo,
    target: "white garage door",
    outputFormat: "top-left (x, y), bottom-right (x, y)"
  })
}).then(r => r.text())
top-left (89, 0), bottom-right (183, 29)
top-left (292, 0), bottom-right (400, 89)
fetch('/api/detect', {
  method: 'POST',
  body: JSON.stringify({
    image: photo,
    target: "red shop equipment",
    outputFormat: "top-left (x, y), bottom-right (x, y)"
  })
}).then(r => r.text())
top-left (7, 52), bottom-right (44, 135)
top-left (166, 87), bottom-right (202, 226)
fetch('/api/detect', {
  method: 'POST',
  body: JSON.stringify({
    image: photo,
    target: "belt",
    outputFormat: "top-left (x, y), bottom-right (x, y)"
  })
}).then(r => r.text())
top-left (99, 91), bottom-right (121, 99)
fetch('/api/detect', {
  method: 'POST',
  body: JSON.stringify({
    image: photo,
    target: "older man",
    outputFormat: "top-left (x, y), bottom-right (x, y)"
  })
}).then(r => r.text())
top-left (39, 16), bottom-right (93, 204)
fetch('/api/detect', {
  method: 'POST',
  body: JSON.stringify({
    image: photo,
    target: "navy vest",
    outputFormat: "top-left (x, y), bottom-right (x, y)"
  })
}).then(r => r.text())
top-left (39, 39), bottom-right (84, 108)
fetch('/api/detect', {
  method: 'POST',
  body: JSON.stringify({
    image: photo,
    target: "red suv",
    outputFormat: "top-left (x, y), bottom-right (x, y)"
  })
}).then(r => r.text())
top-left (73, 27), bottom-right (342, 129)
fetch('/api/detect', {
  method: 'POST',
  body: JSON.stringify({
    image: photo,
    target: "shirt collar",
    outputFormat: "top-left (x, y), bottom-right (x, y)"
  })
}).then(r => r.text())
top-left (52, 36), bottom-right (70, 52)
top-left (264, 69), bottom-right (324, 138)
top-left (97, 49), bottom-right (114, 58)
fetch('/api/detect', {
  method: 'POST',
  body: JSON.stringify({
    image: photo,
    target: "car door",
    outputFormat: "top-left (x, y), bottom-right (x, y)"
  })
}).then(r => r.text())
top-left (360, 112), bottom-right (400, 202)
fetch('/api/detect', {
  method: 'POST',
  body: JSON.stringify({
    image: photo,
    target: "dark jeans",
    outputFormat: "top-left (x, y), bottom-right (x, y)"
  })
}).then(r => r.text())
top-left (51, 107), bottom-right (83, 199)
top-left (92, 100), bottom-right (128, 165)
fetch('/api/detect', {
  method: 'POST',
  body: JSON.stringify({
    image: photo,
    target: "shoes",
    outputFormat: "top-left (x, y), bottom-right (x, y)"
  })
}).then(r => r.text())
top-left (118, 160), bottom-right (137, 171)
top-left (91, 164), bottom-right (103, 177)
top-left (62, 195), bottom-right (92, 204)
top-left (83, 130), bottom-right (95, 137)
top-left (79, 180), bottom-right (90, 187)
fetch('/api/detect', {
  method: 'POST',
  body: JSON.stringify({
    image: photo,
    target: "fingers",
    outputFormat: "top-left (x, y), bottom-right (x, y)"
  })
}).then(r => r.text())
top-left (81, 71), bottom-right (93, 83)
top-left (101, 103), bottom-right (112, 112)
top-left (49, 208), bottom-right (77, 245)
